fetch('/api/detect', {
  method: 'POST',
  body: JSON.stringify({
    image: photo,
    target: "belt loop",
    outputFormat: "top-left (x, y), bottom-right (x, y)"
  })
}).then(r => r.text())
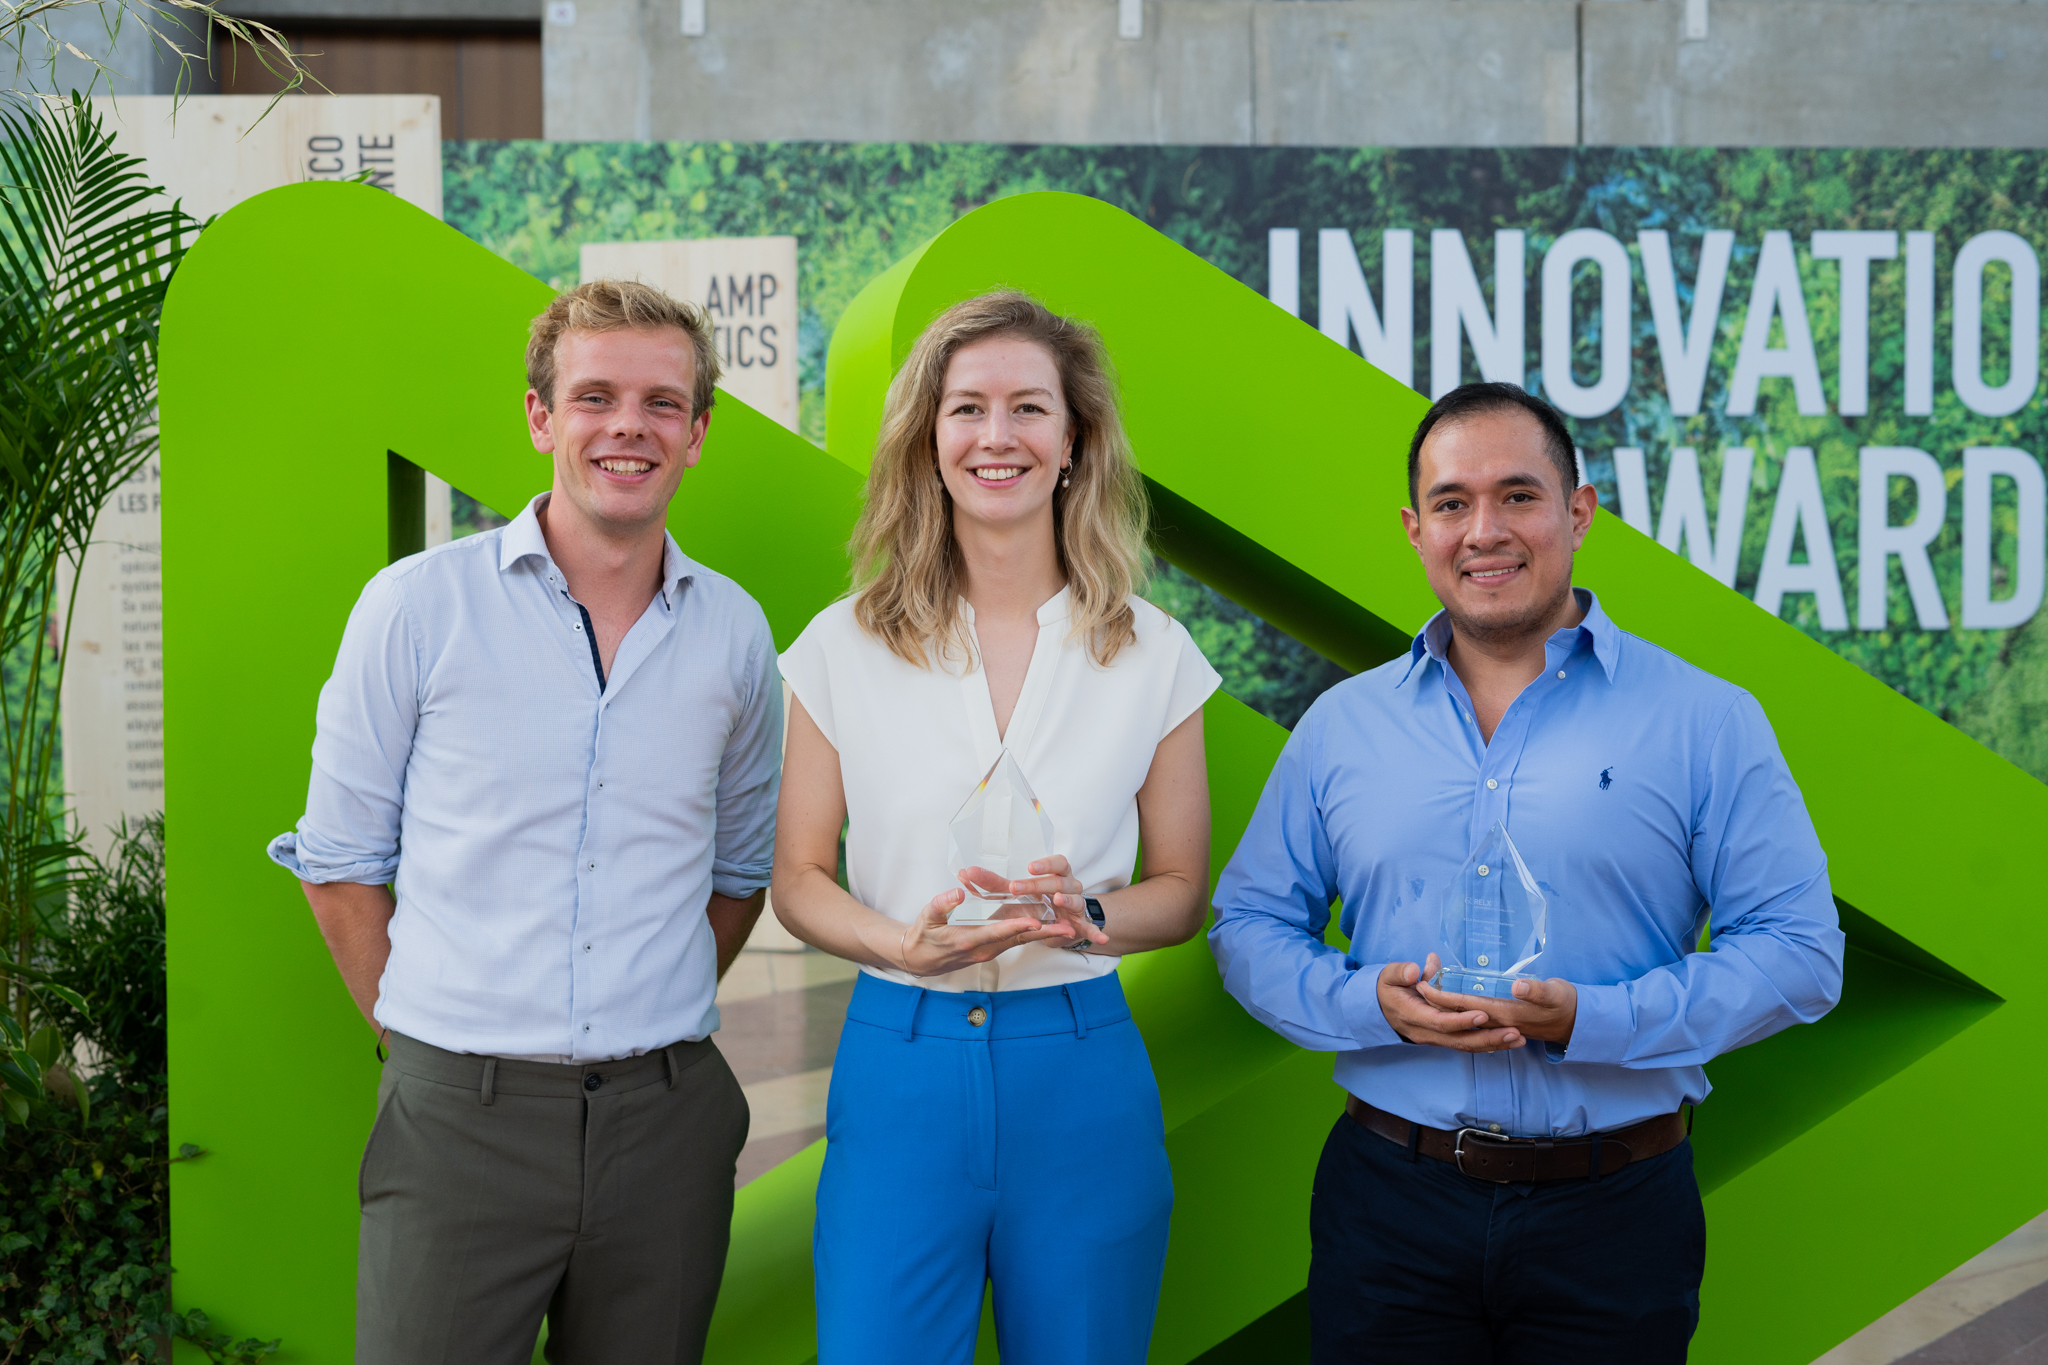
top-left (663, 1045), bottom-right (679, 1090)
top-left (1587, 1134), bottom-right (1603, 1183)
top-left (480, 1057), bottom-right (496, 1107)
top-left (1063, 984), bottom-right (1088, 1039)
top-left (1405, 1121), bottom-right (1422, 1163)
top-left (902, 987), bottom-right (926, 1042)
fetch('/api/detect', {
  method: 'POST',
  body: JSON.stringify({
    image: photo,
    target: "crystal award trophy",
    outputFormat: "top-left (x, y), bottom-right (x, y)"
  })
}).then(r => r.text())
top-left (1431, 821), bottom-right (1547, 997)
top-left (944, 750), bottom-right (1058, 925)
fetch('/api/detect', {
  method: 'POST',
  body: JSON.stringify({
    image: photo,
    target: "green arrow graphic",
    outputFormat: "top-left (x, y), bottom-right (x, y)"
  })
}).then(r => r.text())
top-left (159, 182), bottom-right (2039, 1365)
top-left (823, 190), bottom-right (2034, 1365)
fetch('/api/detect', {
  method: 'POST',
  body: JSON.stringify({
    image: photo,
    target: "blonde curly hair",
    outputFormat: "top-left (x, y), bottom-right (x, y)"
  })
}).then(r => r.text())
top-left (850, 290), bottom-right (1150, 670)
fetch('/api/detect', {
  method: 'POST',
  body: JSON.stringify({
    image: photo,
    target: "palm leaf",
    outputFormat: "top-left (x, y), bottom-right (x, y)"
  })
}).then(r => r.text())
top-left (0, 961), bottom-right (88, 1014)
top-left (0, 92), bottom-right (193, 1034)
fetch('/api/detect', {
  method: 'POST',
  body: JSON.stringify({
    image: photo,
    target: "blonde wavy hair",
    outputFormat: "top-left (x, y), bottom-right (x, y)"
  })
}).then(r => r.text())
top-left (850, 291), bottom-right (1150, 670)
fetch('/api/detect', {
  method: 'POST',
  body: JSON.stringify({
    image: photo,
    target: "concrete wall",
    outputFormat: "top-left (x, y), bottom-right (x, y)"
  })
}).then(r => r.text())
top-left (545, 0), bottom-right (1261, 144)
top-left (38, 1), bottom-right (206, 97)
top-left (543, 0), bottom-right (2048, 147)
top-left (1584, 1), bottom-right (2048, 146)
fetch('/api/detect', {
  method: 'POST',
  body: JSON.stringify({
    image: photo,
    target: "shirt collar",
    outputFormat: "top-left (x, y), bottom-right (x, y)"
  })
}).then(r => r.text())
top-left (1395, 587), bottom-right (1620, 688)
top-left (1571, 589), bottom-right (1623, 681)
top-left (955, 585), bottom-right (1074, 627)
top-left (497, 492), bottom-right (698, 608)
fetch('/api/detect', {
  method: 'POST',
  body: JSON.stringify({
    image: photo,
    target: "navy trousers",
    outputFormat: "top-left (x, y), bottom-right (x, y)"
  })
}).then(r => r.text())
top-left (1308, 1113), bottom-right (1705, 1365)
top-left (814, 971), bottom-right (1174, 1365)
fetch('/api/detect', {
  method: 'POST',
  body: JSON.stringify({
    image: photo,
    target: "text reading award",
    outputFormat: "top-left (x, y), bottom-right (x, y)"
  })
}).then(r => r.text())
top-left (945, 750), bottom-right (1058, 926)
top-left (1432, 821), bottom-right (1547, 996)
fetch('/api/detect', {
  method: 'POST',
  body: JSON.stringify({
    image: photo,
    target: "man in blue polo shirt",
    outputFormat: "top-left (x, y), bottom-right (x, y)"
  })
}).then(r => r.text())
top-left (1210, 382), bottom-right (1843, 1362)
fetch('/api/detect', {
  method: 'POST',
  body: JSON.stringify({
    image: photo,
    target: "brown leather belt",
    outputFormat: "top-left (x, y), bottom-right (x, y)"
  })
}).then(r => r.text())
top-left (1345, 1095), bottom-right (1686, 1184)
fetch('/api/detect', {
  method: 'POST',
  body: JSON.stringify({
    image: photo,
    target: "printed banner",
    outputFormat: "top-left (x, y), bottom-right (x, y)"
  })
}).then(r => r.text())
top-left (443, 144), bottom-right (2048, 783)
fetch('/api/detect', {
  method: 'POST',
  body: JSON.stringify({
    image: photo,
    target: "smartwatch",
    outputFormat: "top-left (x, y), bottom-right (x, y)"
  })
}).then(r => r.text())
top-left (1068, 896), bottom-right (1107, 950)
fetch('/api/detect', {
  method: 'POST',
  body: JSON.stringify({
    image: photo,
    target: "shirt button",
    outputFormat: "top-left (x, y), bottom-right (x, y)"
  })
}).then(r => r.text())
top-left (967, 1006), bottom-right (988, 1027)
top-left (574, 623), bottom-right (583, 631)
top-left (583, 943), bottom-right (593, 952)
top-left (1489, 1122), bottom-right (1502, 1133)
top-left (1486, 778), bottom-right (1498, 790)
top-left (597, 781), bottom-right (605, 789)
top-left (1557, 669), bottom-right (1567, 679)
top-left (582, 1023), bottom-right (591, 1033)
top-left (588, 861), bottom-right (597, 870)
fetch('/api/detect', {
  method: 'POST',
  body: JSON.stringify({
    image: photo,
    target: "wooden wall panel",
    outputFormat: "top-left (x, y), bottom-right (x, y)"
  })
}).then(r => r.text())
top-left (219, 28), bottom-right (540, 139)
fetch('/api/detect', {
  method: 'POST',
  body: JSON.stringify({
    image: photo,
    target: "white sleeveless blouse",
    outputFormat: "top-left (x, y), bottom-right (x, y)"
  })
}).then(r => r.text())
top-left (779, 588), bottom-right (1221, 994)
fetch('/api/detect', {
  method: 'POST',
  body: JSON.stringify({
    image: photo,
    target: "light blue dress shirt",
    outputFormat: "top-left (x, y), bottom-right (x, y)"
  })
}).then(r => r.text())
top-left (1210, 590), bottom-right (1843, 1137)
top-left (269, 494), bottom-right (782, 1062)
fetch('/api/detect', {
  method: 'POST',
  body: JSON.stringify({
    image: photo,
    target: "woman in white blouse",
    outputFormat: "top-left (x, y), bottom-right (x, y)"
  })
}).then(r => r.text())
top-left (773, 290), bottom-right (1220, 1365)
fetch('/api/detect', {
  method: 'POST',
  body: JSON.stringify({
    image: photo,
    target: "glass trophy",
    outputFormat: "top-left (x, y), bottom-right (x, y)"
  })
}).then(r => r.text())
top-left (944, 750), bottom-right (1058, 925)
top-left (1431, 821), bottom-right (1547, 997)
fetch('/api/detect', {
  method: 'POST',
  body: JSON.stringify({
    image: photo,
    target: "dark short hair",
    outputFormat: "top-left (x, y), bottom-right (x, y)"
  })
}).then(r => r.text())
top-left (1407, 382), bottom-right (1577, 507)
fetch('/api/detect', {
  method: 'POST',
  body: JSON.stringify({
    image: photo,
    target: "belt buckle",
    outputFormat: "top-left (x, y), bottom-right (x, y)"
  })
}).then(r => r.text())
top-left (1451, 1126), bottom-right (1524, 1181)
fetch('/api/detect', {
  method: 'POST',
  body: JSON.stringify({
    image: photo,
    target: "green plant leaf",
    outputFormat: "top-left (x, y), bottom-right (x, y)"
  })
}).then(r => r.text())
top-left (3, 1048), bottom-right (41, 1091)
top-left (0, 94), bottom-right (191, 1044)
top-left (0, 961), bottom-right (96, 1017)
top-left (41, 980), bottom-right (86, 1013)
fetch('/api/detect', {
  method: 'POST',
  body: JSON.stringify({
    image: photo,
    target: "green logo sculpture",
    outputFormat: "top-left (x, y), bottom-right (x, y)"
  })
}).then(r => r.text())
top-left (161, 183), bottom-right (2039, 1364)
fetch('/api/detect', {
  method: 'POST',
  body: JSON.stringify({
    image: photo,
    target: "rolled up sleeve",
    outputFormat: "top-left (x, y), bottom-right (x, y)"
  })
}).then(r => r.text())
top-left (267, 571), bottom-right (419, 887)
top-left (708, 614), bottom-right (783, 899)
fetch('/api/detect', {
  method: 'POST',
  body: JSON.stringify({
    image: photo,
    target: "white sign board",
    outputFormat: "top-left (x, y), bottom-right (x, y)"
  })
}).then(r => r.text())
top-left (579, 238), bottom-right (800, 432)
top-left (59, 460), bottom-right (166, 837)
top-left (95, 95), bottom-right (443, 221)
top-left (59, 96), bottom-right (445, 848)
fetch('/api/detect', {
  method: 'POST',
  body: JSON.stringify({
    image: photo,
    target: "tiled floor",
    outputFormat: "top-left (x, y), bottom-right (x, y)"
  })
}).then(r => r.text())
top-left (714, 917), bottom-right (858, 1187)
top-left (1818, 1213), bottom-right (2048, 1364)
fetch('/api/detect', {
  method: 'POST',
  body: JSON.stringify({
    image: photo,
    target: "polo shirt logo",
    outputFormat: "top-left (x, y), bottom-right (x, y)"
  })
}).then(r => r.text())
top-left (1599, 767), bottom-right (1614, 790)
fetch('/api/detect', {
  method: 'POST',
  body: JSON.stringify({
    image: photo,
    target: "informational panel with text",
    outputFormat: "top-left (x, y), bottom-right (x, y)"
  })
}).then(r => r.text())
top-left (62, 96), bottom-right (444, 847)
top-left (579, 237), bottom-right (800, 432)
top-left (447, 143), bottom-right (2048, 792)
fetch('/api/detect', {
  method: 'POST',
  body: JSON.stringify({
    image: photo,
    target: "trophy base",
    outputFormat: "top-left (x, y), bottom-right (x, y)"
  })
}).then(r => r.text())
top-left (946, 895), bottom-right (1054, 926)
top-left (1431, 968), bottom-right (1538, 998)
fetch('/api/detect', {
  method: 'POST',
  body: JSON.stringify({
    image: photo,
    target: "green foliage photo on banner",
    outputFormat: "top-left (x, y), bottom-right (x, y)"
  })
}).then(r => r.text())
top-left (162, 176), bottom-right (2045, 1365)
top-left (444, 143), bottom-right (2048, 774)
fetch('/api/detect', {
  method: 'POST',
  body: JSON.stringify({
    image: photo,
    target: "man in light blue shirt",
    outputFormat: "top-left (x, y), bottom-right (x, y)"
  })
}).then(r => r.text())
top-left (269, 281), bottom-right (781, 1365)
top-left (1210, 383), bottom-right (1842, 1363)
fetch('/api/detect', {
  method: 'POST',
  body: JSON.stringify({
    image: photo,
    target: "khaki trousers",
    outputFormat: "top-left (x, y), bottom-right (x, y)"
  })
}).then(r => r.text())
top-left (356, 1031), bottom-right (749, 1365)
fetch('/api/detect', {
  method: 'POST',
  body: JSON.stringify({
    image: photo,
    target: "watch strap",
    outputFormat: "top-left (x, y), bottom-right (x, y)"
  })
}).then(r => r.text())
top-left (1067, 895), bottom-right (1108, 951)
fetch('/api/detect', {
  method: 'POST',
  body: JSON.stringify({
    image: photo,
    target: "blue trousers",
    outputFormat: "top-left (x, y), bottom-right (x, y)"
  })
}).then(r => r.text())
top-left (814, 971), bottom-right (1173, 1365)
top-left (1308, 1113), bottom-right (1705, 1364)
